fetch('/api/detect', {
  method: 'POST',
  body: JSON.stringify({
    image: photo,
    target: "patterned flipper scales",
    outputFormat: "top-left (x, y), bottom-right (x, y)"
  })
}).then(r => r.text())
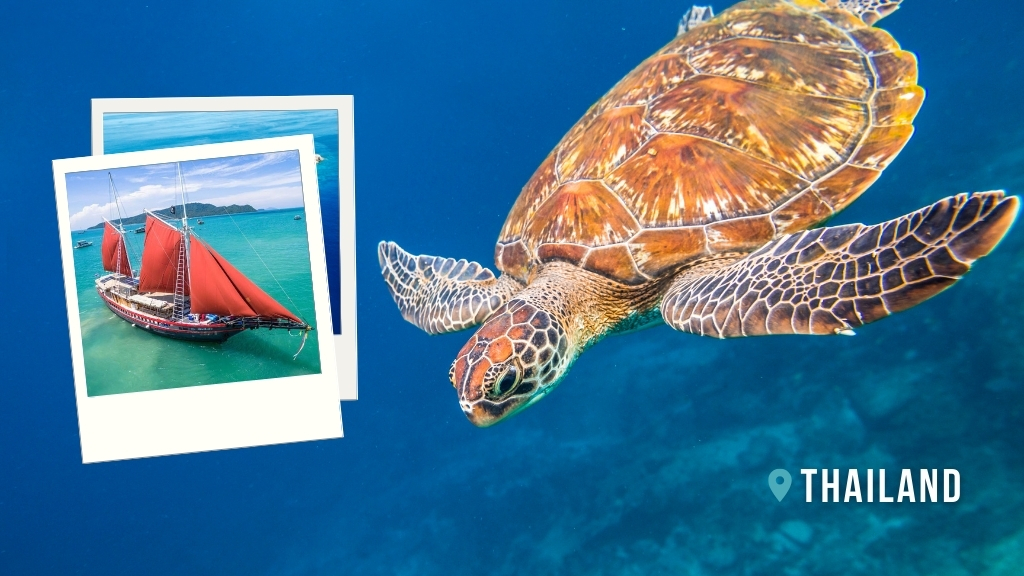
top-left (662, 192), bottom-right (1019, 338)
top-left (678, 5), bottom-right (714, 35)
top-left (830, 0), bottom-right (902, 25)
top-left (378, 241), bottom-right (524, 335)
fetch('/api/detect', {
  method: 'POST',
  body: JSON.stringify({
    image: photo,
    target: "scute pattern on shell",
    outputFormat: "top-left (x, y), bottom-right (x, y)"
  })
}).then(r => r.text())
top-left (496, 0), bottom-right (922, 285)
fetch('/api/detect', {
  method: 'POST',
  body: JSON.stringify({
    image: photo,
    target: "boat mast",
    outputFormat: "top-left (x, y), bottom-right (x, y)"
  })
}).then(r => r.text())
top-left (171, 163), bottom-right (191, 320)
top-left (108, 172), bottom-right (129, 279)
top-left (178, 163), bottom-right (190, 226)
top-left (108, 173), bottom-right (128, 234)
top-left (179, 163), bottom-right (192, 280)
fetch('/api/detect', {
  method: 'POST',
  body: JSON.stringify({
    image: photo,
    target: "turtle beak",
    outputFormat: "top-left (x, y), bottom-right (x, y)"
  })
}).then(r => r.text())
top-left (461, 398), bottom-right (522, 428)
top-left (464, 403), bottom-right (499, 427)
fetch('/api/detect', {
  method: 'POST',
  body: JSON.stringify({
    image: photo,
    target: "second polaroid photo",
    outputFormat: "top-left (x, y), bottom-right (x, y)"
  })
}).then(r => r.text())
top-left (91, 96), bottom-right (357, 400)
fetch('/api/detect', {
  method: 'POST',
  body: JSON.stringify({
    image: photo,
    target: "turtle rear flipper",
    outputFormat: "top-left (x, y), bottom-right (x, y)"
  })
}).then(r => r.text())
top-left (831, 0), bottom-right (902, 25)
top-left (378, 241), bottom-right (523, 335)
top-left (677, 5), bottom-right (714, 36)
top-left (661, 192), bottom-right (1019, 338)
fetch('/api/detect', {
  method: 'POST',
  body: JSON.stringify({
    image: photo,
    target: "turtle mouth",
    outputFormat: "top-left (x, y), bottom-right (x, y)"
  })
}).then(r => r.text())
top-left (461, 401), bottom-right (508, 428)
top-left (461, 396), bottom-right (526, 427)
top-left (460, 385), bottom-right (551, 427)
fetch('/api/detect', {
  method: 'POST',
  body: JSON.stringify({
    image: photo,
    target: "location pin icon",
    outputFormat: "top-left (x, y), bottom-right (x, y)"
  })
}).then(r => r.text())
top-left (769, 469), bottom-right (792, 502)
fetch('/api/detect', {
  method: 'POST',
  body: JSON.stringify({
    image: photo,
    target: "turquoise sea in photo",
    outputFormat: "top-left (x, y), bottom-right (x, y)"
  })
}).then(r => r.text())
top-left (3, 0), bottom-right (1024, 575)
top-left (103, 110), bottom-right (343, 334)
top-left (71, 209), bottom-right (322, 396)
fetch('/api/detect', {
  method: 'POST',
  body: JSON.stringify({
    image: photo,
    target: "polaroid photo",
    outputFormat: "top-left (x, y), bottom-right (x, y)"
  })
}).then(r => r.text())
top-left (53, 135), bottom-right (342, 463)
top-left (91, 96), bottom-right (357, 401)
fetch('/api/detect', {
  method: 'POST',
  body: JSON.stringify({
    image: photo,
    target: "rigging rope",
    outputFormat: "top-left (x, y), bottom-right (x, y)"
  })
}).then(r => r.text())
top-left (178, 163), bottom-right (311, 325)
top-left (292, 329), bottom-right (309, 360)
top-left (108, 173), bottom-right (141, 271)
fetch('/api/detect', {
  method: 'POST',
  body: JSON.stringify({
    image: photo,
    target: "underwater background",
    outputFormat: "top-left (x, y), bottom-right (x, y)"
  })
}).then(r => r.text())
top-left (1, 0), bottom-right (1023, 574)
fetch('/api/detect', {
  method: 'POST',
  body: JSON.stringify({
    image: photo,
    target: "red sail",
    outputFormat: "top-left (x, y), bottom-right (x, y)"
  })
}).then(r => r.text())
top-left (101, 222), bottom-right (133, 277)
top-left (139, 215), bottom-right (189, 295)
top-left (188, 236), bottom-right (302, 323)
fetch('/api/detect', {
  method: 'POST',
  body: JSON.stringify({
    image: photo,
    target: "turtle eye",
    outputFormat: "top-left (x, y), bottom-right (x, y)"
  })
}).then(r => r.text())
top-left (489, 365), bottom-right (520, 399)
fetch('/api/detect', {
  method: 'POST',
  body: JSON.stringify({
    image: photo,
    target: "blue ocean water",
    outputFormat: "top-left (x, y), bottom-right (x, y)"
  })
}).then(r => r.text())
top-left (1, 1), bottom-right (1023, 574)
top-left (103, 110), bottom-right (343, 335)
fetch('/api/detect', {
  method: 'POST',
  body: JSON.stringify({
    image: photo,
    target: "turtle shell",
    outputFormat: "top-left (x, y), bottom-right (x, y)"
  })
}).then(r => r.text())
top-left (495, 0), bottom-right (922, 285)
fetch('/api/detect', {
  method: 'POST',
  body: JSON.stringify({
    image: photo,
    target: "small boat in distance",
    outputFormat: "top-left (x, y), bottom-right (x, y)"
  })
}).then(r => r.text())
top-left (134, 226), bottom-right (146, 234)
top-left (75, 240), bottom-right (93, 249)
top-left (95, 167), bottom-right (312, 346)
top-left (196, 219), bottom-right (205, 225)
top-left (294, 215), bottom-right (302, 220)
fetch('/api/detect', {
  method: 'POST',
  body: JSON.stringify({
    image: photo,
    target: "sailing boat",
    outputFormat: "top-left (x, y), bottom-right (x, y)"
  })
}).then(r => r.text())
top-left (95, 167), bottom-right (311, 343)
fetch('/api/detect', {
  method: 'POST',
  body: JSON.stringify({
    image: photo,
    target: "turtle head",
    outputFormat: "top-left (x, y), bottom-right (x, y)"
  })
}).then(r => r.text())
top-left (449, 299), bottom-right (572, 427)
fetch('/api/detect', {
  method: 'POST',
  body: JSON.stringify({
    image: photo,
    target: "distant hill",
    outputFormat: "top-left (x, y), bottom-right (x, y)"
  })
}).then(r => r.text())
top-left (87, 203), bottom-right (257, 229)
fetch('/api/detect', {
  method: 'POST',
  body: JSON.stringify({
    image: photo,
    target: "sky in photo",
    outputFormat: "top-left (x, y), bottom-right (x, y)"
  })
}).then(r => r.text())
top-left (65, 150), bottom-right (303, 230)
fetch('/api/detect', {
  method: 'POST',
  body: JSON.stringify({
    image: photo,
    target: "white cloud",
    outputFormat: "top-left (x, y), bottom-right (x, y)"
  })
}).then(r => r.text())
top-left (182, 151), bottom-right (292, 178)
top-left (200, 186), bottom-right (305, 209)
top-left (70, 203), bottom-right (118, 229)
top-left (69, 183), bottom-right (182, 229)
top-left (68, 151), bottom-right (301, 229)
top-left (196, 171), bottom-right (300, 191)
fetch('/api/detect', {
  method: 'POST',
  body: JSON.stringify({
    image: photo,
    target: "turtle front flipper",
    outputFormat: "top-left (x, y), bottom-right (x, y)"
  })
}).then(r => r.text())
top-left (378, 241), bottom-right (524, 335)
top-left (661, 192), bottom-right (1019, 338)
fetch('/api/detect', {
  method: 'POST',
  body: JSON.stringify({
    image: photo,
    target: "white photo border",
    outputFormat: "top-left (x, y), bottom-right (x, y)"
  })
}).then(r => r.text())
top-left (91, 96), bottom-right (358, 401)
top-left (54, 136), bottom-right (342, 463)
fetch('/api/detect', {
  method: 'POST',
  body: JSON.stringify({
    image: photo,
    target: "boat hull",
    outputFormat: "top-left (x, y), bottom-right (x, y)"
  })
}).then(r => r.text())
top-left (97, 288), bottom-right (244, 342)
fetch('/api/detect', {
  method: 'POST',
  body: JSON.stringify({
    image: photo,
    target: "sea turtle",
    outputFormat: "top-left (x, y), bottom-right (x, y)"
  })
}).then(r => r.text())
top-left (379, 0), bottom-right (1019, 426)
